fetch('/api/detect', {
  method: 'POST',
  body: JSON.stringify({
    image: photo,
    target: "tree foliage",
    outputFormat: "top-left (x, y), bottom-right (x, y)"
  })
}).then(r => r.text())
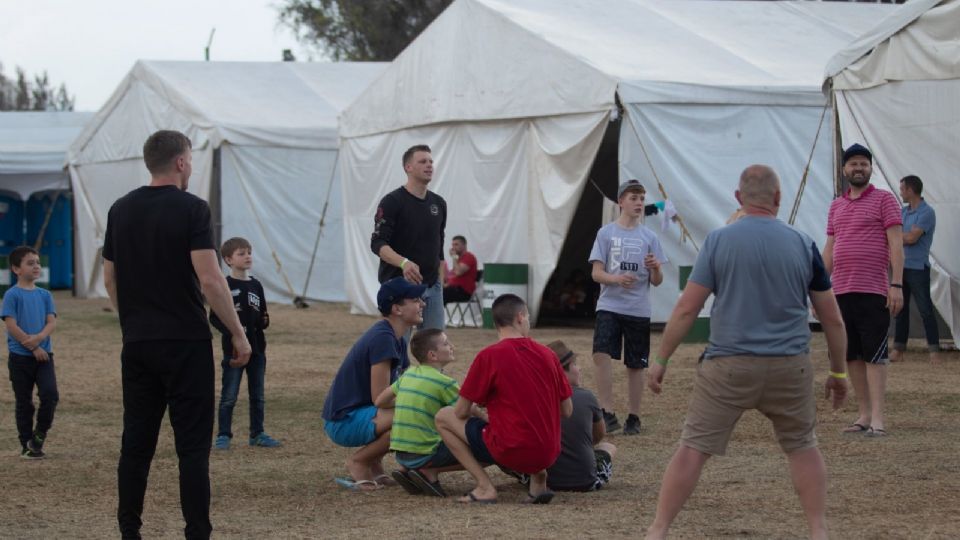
top-left (0, 62), bottom-right (74, 111)
top-left (278, 0), bottom-right (453, 61)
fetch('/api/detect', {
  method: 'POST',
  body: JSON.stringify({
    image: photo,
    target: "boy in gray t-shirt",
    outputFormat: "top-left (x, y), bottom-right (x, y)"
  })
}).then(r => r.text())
top-left (588, 180), bottom-right (667, 435)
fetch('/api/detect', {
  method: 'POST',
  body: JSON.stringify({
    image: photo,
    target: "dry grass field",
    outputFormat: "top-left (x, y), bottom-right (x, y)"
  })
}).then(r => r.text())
top-left (1, 292), bottom-right (958, 539)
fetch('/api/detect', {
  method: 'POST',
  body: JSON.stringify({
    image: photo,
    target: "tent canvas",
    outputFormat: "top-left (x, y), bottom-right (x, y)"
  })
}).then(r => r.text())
top-left (340, 0), bottom-right (895, 322)
top-left (0, 111), bottom-right (92, 199)
top-left (825, 0), bottom-right (960, 344)
top-left (67, 60), bottom-right (386, 302)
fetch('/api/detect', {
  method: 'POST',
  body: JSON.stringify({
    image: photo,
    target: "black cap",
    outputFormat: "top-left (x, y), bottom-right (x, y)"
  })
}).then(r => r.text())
top-left (842, 143), bottom-right (872, 165)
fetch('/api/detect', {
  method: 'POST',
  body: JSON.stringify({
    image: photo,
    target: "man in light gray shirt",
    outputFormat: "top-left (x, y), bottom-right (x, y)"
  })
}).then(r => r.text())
top-left (644, 165), bottom-right (848, 540)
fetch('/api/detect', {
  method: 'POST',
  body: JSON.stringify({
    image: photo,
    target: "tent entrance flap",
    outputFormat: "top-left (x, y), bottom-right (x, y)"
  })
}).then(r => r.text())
top-left (538, 117), bottom-right (620, 325)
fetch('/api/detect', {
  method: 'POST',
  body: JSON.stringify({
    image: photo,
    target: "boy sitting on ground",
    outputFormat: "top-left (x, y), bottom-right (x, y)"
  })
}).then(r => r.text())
top-left (545, 340), bottom-right (617, 491)
top-left (322, 277), bottom-right (425, 491)
top-left (435, 294), bottom-right (573, 504)
top-left (375, 328), bottom-right (481, 497)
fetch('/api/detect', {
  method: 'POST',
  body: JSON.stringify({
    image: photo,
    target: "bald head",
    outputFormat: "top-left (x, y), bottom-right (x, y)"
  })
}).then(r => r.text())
top-left (738, 165), bottom-right (781, 208)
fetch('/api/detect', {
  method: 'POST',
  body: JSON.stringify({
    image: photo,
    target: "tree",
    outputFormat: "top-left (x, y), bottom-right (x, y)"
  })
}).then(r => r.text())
top-left (0, 63), bottom-right (74, 111)
top-left (278, 0), bottom-right (453, 61)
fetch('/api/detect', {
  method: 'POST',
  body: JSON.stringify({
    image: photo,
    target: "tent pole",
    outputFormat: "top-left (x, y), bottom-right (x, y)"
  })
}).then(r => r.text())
top-left (788, 101), bottom-right (829, 225)
top-left (32, 190), bottom-right (62, 251)
top-left (296, 152), bottom-right (340, 308)
top-left (624, 111), bottom-right (699, 251)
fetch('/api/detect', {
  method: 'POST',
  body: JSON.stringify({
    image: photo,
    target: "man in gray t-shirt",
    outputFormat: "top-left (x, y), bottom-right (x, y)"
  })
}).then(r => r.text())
top-left (588, 180), bottom-right (667, 436)
top-left (643, 165), bottom-right (849, 540)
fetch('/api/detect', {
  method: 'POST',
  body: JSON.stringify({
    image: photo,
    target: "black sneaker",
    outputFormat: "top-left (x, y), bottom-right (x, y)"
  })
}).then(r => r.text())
top-left (623, 414), bottom-right (641, 435)
top-left (603, 411), bottom-right (621, 433)
top-left (20, 447), bottom-right (45, 460)
top-left (27, 432), bottom-right (45, 453)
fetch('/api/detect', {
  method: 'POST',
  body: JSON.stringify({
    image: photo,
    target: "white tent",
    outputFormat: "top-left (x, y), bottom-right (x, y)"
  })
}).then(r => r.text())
top-left (0, 111), bottom-right (92, 199)
top-left (825, 0), bottom-right (960, 344)
top-left (340, 0), bottom-right (895, 322)
top-left (67, 60), bottom-right (386, 301)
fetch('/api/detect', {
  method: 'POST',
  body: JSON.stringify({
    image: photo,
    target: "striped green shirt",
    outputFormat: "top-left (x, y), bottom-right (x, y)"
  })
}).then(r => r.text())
top-left (389, 365), bottom-right (460, 455)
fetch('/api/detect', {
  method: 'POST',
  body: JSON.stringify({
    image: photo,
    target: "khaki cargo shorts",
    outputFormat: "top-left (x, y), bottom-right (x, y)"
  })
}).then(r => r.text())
top-left (680, 354), bottom-right (817, 456)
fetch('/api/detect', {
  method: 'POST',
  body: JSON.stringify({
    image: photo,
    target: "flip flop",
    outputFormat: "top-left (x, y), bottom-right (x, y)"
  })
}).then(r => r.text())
top-left (458, 491), bottom-right (496, 504)
top-left (391, 470), bottom-right (423, 495)
top-left (373, 473), bottom-right (397, 487)
top-left (842, 423), bottom-right (869, 434)
top-left (522, 491), bottom-right (555, 504)
top-left (407, 469), bottom-right (447, 497)
top-left (334, 477), bottom-right (382, 492)
top-left (865, 427), bottom-right (888, 438)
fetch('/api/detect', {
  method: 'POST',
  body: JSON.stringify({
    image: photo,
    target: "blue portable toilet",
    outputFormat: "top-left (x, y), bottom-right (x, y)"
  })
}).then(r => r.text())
top-left (26, 191), bottom-right (72, 289)
top-left (0, 192), bottom-right (25, 294)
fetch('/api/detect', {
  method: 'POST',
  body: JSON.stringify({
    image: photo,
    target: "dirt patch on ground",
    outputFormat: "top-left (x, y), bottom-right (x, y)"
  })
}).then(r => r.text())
top-left (1, 292), bottom-right (958, 539)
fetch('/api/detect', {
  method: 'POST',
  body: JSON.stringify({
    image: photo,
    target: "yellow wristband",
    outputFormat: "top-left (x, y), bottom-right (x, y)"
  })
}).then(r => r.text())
top-left (655, 357), bottom-right (669, 367)
top-left (829, 371), bottom-right (847, 379)
top-left (400, 258), bottom-right (408, 269)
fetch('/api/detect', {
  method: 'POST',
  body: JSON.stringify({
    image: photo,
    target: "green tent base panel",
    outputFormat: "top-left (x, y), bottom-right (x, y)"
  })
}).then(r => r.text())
top-left (682, 317), bottom-right (710, 344)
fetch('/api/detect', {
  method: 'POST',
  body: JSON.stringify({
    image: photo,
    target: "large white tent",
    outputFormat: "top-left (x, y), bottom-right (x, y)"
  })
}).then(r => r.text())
top-left (825, 0), bottom-right (960, 344)
top-left (340, 0), bottom-right (895, 322)
top-left (0, 111), bottom-right (92, 199)
top-left (68, 60), bottom-right (386, 301)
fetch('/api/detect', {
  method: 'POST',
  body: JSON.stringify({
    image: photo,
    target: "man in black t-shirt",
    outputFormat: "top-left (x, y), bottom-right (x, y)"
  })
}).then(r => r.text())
top-left (103, 130), bottom-right (250, 540)
top-left (371, 144), bottom-right (447, 330)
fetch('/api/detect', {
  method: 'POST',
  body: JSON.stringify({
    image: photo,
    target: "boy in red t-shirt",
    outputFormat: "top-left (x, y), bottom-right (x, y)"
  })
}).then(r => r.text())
top-left (436, 294), bottom-right (573, 504)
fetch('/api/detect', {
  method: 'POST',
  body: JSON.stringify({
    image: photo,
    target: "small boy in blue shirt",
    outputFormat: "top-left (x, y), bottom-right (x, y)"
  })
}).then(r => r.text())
top-left (209, 237), bottom-right (280, 449)
top-left (2, 246), bottom-right (58, 459)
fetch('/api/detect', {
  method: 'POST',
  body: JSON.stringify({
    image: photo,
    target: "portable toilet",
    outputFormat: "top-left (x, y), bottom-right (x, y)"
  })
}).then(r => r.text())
top-left (26, 191), bottom-right (72, 289)
top-left (0, 192), bottom-right (25, 295)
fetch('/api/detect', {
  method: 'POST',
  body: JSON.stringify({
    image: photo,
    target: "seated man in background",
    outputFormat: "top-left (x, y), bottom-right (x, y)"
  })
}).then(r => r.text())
top-left (443, 235), bottom-right (478, 303)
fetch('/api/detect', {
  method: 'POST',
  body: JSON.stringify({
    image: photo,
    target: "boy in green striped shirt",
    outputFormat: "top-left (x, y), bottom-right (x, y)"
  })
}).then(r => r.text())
top-left (375, 328), bottom-right (478, 497)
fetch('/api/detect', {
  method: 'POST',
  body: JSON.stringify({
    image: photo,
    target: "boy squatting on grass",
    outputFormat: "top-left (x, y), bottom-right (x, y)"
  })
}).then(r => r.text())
top-left (374, 328), bottom-right (486, 497)
top-left (209, 237), bottom-right (280, 450)
top-left (506, 341), bottom-right (618, 492)
top-left (2, 246), bottom-right (58, 459)
top-left (322, 277), bottom-right (426, 490)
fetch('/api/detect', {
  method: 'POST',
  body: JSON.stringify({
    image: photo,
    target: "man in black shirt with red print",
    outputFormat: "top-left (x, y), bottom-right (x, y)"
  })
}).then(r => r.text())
top-left (371, 144), bottom-right (447, 330)
top-left (103, 130), bottom-right (250, 540)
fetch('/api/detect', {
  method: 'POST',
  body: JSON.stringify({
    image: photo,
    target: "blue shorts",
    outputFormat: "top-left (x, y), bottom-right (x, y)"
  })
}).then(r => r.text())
top-left (395, 441), bottom-right (458, 469)
top-left (465, 417), bottom-right (496, 465)
top-left (324, 405), bottom-right (378, 447)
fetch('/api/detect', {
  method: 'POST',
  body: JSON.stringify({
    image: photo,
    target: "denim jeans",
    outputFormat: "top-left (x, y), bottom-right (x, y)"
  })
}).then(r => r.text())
top-left (217, 352), bottom-right (266, 439)
top-left (117, 339), bottom-right (214, 540)
top-left (420, 279), bottom-right (446, 330)
top-left (8, 352), bottom-right (59, 447)
top-left (894, 266), bottom-right (940, 351)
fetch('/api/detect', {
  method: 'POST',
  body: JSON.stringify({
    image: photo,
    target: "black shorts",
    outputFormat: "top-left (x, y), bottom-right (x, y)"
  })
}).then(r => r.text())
top-left (837, 293), bottom-right (890, 365)
top-left (593, 310), bottom-right (650, 369)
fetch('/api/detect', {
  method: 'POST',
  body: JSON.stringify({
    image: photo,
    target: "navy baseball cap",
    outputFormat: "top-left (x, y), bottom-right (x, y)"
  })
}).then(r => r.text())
top-left (842, 143), bottom-right (872, 165)
top-left (377, 277), bottom-right (427, 316)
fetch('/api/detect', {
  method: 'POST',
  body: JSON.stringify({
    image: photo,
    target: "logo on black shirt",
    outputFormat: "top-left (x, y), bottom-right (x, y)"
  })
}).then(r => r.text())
top-left (429, 204), bottom-right (439, 216)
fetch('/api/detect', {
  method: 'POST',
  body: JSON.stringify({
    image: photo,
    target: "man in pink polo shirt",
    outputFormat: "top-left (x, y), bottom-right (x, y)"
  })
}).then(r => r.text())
top-left (823, 143), bottom-right (903, 438)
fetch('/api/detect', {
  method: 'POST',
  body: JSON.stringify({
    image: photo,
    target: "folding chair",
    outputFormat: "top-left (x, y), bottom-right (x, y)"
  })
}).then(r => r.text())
top-left (445, 270), bottom-right (483, 328)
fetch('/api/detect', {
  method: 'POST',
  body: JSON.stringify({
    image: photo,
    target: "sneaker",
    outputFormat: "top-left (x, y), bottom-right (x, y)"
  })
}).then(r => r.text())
top-left (20, 447), bottom-right (45, 460)
top-left (249, 432), bottom-right (281, 448)
top-left (623, 414), bottom-right (641, 435)
top-left (27, 431), bottom-right (45, 453)
top-left (603, 411), bottom-right (621, 433)
top-left (214, 435), bottom-right (231, 450)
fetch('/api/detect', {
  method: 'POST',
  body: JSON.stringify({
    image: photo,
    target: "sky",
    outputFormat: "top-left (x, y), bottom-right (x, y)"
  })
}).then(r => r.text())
top-left (0, 1), bottom-right (315, 111)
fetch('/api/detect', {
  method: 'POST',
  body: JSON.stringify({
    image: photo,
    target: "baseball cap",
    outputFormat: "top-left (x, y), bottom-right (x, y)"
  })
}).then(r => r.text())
top-left (617, 179), bottom-right (646, 199)
top-left (377, 277), bottom-right (427, 316)
top-left (842, 143), bottom-right (872, 165)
